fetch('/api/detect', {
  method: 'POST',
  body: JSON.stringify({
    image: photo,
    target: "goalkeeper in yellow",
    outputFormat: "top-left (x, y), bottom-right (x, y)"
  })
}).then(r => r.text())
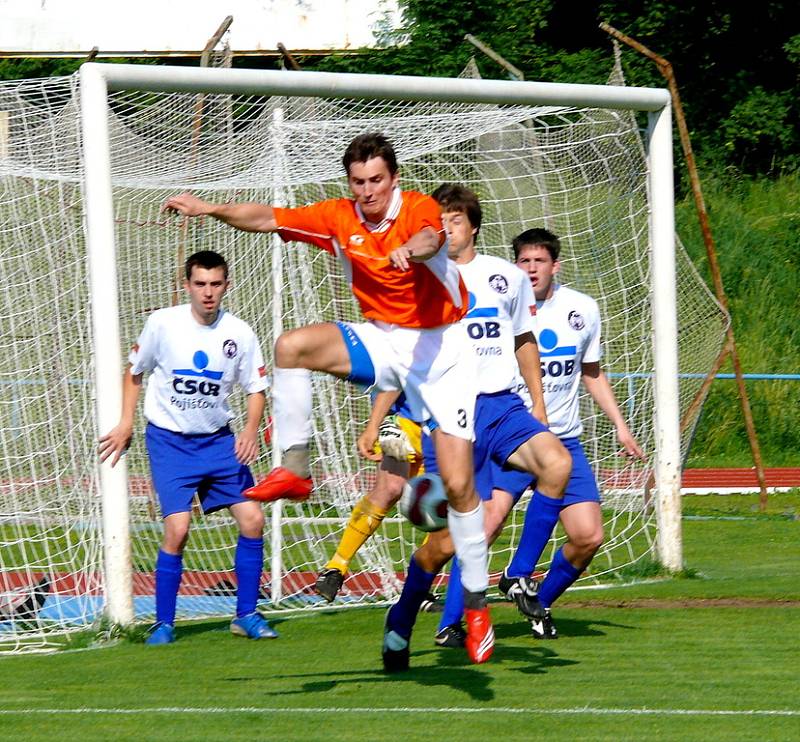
top-left (314, 390), bottom-right (424, 602)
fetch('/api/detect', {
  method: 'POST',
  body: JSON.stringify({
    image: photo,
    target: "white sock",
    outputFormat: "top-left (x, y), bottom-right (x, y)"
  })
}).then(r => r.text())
top-left (448, 502), bottom-right (488, 593)
top-left (272, 367), bottom-right (312, 451)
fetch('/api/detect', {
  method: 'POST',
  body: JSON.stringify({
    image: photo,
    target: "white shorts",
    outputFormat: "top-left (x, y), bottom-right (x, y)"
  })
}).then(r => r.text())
top-left (342, 320), bottom-right (477, 440)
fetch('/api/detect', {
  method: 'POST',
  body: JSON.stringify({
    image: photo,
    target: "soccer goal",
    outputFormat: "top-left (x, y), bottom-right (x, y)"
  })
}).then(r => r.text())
top-left (0, 60), bottom-right (727, 652)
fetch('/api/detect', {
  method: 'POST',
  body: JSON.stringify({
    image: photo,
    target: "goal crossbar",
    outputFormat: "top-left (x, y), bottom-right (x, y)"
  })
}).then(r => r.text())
top-left (77, 62), bottom-right (680, 628)
top-left (86, 62), bottom-right (671, 110)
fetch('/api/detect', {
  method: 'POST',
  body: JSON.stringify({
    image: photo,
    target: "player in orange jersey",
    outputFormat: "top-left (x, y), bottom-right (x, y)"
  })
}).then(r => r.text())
top-left (162, 133), bottom-right (493, 666)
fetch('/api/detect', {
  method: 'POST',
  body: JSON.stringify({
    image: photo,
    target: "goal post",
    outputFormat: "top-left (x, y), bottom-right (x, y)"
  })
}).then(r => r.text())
top-left (78, 62), bottom-right (680, 618)
top-left (2, 58), bottom-right (725, 653)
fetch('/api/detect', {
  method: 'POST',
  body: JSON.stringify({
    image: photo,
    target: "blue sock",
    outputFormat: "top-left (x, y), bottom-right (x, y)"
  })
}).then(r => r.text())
top-left (506, 490), bottom-right (563, 577)
top-left (537, 546), bottom-right (582, 608)
top-left (438, 558), bottom-right (465, 631)
top-left (235, 535), bottom-right (264, 618)
top-left (154, 549), bottom-right (183, 626)
top-left (388, 555), bottom-right (435, 639)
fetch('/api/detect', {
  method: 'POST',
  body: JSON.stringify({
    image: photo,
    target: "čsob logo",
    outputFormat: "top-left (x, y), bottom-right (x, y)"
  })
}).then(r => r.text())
top-left (538, 329), bottom-right (577, 378)
top-left (465, 291), bottom-right (500, 339)
top-left (172, 350), bottom-right (223, 396)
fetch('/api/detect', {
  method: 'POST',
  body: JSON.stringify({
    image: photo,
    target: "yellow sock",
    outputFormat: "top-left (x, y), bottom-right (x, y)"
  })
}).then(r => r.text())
top-left (326, 496), bottom-right (388, 573)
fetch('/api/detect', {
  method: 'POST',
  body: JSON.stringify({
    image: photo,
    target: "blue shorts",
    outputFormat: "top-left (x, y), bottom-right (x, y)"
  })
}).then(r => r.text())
top-left (561, 436), bottom-right (601, 506)
top-left (145, 423), bottom-right (254, 517)
top-left (423, 390), bottom-right (546, 503)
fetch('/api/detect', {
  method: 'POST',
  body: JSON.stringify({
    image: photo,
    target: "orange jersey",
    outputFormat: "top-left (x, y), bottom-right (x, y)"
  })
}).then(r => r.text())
top-left (273, 190), bottom-right (468, 328)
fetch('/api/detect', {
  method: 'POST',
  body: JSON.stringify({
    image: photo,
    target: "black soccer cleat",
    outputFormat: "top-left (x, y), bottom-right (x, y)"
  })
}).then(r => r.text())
top-left (498, 569), bottom-right (546, 620)
top-left (382, 610), bottom-right (410, 673)
top-left (530, 608), bottom-right (558, 640)
top-left (434, 622), bottom-right (466, 649)
top-left (314, 568), bottom-right (345, 603)
top-left (419, 591), bottom-right (444, 613)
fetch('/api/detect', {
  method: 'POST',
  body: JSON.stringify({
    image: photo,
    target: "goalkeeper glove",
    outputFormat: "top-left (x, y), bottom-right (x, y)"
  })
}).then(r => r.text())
top-left (378, 414), bottom-right (416, 462)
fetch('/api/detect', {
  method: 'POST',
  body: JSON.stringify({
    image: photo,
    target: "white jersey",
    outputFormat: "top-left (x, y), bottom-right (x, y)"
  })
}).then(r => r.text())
top-left (129, 304), bottom-right (267, 434)
top-left (515, 284), bottom-right (601, 438)
top-left (458, 253), bottom-right (536, 394)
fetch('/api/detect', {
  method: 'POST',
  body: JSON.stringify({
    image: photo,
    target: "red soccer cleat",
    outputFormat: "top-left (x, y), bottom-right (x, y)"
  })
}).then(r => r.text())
top-left (464, 606), bottom-right (495, 664)
top-left (244, 467), bottom-right (313, 503)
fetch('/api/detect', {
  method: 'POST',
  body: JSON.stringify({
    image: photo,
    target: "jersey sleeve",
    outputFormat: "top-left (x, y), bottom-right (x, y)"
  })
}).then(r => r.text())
top-left (273, 200), bottom-right (340, 254)
top-left (510, 269), bottom-right (537, 337)
top-left (405, 192), bottom-right (446, 247)
top-left (128, 314), bottom-right (159, 375)
top-left (583, 298), bottom-right (602, 363)
top-left (236, 327), bottom-right (269, 394)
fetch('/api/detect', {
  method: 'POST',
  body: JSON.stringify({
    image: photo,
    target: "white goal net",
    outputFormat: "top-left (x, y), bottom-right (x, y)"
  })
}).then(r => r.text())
top-left (0, 59), bottom-right (728, 652)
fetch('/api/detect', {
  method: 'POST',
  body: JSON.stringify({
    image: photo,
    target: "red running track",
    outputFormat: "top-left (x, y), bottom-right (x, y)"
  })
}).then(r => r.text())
top-left (682, 467), bottom-right (800, 491)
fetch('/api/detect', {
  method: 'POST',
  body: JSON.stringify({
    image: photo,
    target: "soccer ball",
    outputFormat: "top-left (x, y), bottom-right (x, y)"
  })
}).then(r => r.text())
top-left (398, 473), bottom-right (449, 532)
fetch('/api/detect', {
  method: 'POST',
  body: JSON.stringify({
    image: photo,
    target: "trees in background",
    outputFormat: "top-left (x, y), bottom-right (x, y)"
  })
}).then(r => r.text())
top-left (312, 0), bottom-right (799, 178)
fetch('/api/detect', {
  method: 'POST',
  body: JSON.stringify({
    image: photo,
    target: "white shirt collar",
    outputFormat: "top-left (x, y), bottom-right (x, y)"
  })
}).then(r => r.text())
top-left (355, 187), bottom-right (402, 233)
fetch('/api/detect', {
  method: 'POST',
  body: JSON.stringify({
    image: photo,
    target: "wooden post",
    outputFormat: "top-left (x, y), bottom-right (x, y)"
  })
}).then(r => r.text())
top-left (600, 22), bottom-right (769, 511)
top-left (464, 34), bottom-right (525, 81)
top-left (176, 16), bottom-right (235, 305)
top-left (277, 42), bottom-right (302, 71)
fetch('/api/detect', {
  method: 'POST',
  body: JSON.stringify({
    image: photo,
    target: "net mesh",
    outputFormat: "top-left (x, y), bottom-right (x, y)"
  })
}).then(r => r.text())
top-left (0, 59), bottom-right (728, 652)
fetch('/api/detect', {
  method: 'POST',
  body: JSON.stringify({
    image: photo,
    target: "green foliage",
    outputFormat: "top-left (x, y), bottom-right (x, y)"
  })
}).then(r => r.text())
top-left (310, 1), bottom-right (800, 177)
top-left (2, 3), bottom-right (798, 175)
top-left (722, 87), bottom-right (797, 173)
top-left (0, 56), bottom-right (159, 82)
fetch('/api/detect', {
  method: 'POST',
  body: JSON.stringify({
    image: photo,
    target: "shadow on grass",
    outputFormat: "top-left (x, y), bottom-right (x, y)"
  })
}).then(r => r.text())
top-left (494, 614), bottom-right (635, 641)
top-left (225, 638), bottom-right (589, 702)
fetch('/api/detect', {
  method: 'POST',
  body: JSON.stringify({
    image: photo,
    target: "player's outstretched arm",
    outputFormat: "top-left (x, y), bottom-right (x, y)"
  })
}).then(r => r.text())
top-left (515, 332), bottom-right (548, 425)
top-left (357, 390), bottom-right (402, 460)
top-left (98, 366), bottom-right (143, 467)
top-left (235, 391), bottom-right (266, 465)
top-left (388, 226), bottom-right (442, 270)
top-left (161, 192), bottom-right (278, 233)
top-left (581, 362), bottom-right (645, 460)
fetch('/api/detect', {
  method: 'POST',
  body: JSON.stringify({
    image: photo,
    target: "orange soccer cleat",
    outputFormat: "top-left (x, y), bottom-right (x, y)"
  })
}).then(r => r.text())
top-left (244, 467), bottom-right (313, 503)
top-left (464, 605), bottom-right (495, 664)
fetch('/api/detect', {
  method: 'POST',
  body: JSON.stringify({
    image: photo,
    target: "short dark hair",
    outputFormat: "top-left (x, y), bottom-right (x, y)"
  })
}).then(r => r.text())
top-left (185, 250), bottom-right (228, 280)
top-left (431, 183), bottom-right (483, 237)
top-left (342, 132), bottom-right (398, 175)
top-left (512, 228), bottom-right (561, 261)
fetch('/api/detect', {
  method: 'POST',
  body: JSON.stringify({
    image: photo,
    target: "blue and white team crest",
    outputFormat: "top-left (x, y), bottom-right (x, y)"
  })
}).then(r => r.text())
top-left (488, 274), bottom-right (509, 294)
top-left (222, 339), bottom-right (238, 358)
top-left (568, 310), bottom-right (585, 331)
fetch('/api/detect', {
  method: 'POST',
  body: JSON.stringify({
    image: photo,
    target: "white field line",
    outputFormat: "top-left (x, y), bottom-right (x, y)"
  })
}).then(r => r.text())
top-left (0, 706), bottom-right (797, 718)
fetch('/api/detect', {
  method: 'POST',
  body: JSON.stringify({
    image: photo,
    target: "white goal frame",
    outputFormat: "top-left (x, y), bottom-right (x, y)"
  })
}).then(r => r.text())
top-left (78, 62), bottom-right (679, 627)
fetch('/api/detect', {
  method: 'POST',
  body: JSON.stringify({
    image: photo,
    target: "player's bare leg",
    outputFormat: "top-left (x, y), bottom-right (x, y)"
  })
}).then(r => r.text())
top-left (504, 430), bottom-right (572, 500)
top-left (245, 323), bottom-right (352, 503)
top-left (316, 458), bottom-right (409, 602)
top-left (559, 501), bottom-right (603, 571)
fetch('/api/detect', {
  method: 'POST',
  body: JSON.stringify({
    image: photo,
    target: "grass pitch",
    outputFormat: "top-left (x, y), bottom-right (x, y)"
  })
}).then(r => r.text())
top-left (0, 493), bottom-right (797, 742)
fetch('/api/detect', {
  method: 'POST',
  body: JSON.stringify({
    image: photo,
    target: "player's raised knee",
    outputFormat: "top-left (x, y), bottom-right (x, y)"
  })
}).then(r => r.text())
top-left (545, 440), bottom-right (572, 486)
top-left (273, 329), bottom-right (306, 367)
top-left (575, 526), bottom-right (604, 556)
top-left (237, 506), bottom-right (265, 537)
top-left (439, 469), bottom-right (474, 509)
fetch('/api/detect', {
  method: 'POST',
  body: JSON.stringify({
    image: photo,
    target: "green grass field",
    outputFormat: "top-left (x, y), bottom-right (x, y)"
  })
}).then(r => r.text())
top-left (0, 492), bottom-right (798, 741)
